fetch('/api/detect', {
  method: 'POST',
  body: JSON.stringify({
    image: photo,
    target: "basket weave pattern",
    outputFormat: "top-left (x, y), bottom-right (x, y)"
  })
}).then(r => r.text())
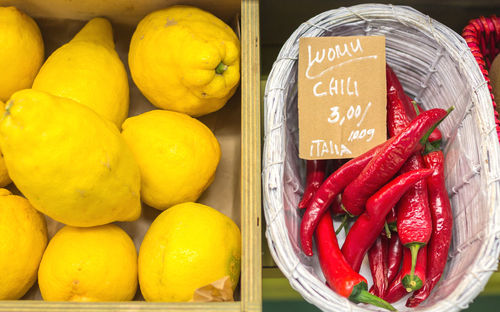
top-left (263, 4), bottom-right (500, 312)
top-left (462, 15), bottom-right (500, 142)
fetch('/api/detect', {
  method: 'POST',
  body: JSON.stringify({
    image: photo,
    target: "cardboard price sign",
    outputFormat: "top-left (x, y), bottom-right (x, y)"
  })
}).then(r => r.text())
top-left (298, 36), bottom-right (387, 159)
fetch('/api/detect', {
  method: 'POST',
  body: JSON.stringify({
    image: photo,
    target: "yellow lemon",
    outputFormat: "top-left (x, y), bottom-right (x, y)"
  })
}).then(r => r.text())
top-left (129, 5), bottom-right (240, 116)
top-left (121, 110), bottom-right (220, 210)
top-left (0, 89), bottom-right (141, 227)
top-left (33, 17), bottom-right (129, 127)
top-left (38, 224), bottom-right (137, 301)
top-left (0, 152), bottom-right (10, 187)
top-left (138, 202), bottom-right (241, 302)
top-left (0, 101), bottom-right (11, 187)
top-left (0, 6), bottom-right (44, 102)
top-left (0, 188), bottom-right (47, 299)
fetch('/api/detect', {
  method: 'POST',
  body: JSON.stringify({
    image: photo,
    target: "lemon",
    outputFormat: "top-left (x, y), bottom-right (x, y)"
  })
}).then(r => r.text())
top-left (0, 101), bottom-right (11, 187)
top-left (0, 188), bottom-right (47, 299)
top-left (121, 110), bottom-right (220, 210)
top-left (128, 5), bottom-right (240, 116)
top-left (138, 202), bottom-right (241, 302)
top-left (38, 224), bottom-right (137, 301)
top-left (33, 17), bottom-right (129, 127)
top-left (0, 89), bottom-right (141, 227)
top-left (0, 6), bottom-right (44, 102)
top-left (0, 152), bottom-right (10, 187)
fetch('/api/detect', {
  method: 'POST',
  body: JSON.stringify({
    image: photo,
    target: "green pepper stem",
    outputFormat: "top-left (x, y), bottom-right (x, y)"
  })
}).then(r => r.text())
top-left (409, 244), bottom-right (419, 278)
top-left (423, 139), bottom-right (442, 155)
top-left (350, 283), bottom-right (396, 311)
top-left (341, 204), bottom-right (355, 218)
top-left (388, 222), bottom-right (397, 232)
top-left (215, 62), bottom-right (228, 74)
top-left (402, 272), bottom-right (423, 292)
top-left (335, 214), bottom-right (349, 235)
top-left (412, 101), bottom-right (420, 115)
top-left (401, 243), bottom-right (424, 292)
top-left (384, 222), bottom-right (392, 239)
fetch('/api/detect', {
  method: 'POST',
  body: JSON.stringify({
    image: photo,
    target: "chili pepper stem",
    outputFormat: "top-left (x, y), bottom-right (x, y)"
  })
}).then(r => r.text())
top-left (412, 101), bottom-right (420, 115)
top-left (424, 140), bottom-right (442, 155)
top-left (409, 244), bottom-right (419, 279)
top-left (388, 222), bottom-right (397, 232)
top-left (402, 243), bottom-right (424, 292)
top-left (349, 283), bottom-right (396, 311)
top-left (335, 214), bottom-right (349, 235)
top-left (384, 222), bottom-right (392, 239)
top-left (341, 204), bottom-right (355, 217)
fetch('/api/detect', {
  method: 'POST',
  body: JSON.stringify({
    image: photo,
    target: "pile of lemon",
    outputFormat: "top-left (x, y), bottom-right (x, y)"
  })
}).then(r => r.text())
top-left (0, 5), bottom-right (241, 302)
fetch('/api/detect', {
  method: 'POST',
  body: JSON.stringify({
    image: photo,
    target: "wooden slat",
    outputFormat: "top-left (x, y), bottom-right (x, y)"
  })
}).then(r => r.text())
top-left (0, 301), bottom-right (240, 311)
top-left (3, 0), bottom-right (240, 25)
top-left (240, 0), bottom-right (262, 311)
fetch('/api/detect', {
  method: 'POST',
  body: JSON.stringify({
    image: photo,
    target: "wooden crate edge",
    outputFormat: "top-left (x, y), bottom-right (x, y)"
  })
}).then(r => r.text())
top-left (0, 301), bottom-right (241, 311)
top-left (240, 0), bottom-right (262, 311)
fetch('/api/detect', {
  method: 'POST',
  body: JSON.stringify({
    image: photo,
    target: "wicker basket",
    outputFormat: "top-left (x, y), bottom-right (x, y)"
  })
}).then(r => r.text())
top-left (462, 15), bottom-right (500, 142)
top-left (263, 4), bottom-right (500, 312)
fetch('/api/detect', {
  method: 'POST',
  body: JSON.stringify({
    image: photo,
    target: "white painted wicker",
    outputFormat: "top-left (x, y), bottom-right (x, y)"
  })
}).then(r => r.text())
top-left (262, 4), bottom-right (500, 311)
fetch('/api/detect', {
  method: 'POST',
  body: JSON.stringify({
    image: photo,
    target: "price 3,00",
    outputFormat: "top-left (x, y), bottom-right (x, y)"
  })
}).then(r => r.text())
top-left (327, 102), bottom-right (371, 127)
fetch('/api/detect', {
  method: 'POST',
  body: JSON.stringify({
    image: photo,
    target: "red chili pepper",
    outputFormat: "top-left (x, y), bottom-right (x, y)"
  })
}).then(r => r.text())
top-left (386, 65), bottom-right (412, 138)
top-left (385, 69), bottom-right (439, 286)
top-left (387, 233), bottom-right (403, 284)
top-left (341, 108), bottom-right (450, 216)
top-left (368, 234), bottom-right (389, 298)
top-left (298, 160), bottom-right (327, 209)
top-left (407, 143), bottom-right (453, 307)
top-left (386, 66), bottom-right (413, 109)
top-left (386, 76), bottom-right (436, 287)
top-left (341, 168), bottom-right (433, 272)
top-left (300, 143), bottom-right (384, 256)
top-left (315, 212), bottom-right (395, 311)
top-left (384, 246), bottom-right (427, 303)
top-left (396, 152), bottom-right (432, 291)
top-left (386, 64), bottom-right (442, 143)
top-left (386, 67), bottom-right (440, 240)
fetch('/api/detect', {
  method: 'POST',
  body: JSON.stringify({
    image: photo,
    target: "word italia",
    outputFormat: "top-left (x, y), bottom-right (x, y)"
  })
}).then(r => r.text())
top-left (310, 140), bottom-right (352, 157)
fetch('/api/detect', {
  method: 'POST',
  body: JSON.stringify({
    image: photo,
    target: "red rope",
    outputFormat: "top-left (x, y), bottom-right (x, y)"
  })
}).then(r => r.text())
top-left (462, 16), bottom-right (500, 142)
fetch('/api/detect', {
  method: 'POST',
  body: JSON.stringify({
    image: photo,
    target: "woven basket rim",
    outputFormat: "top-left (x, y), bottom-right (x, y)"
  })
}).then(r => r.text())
top-left (263, 3), bottom-right (500, 312)
top-left (462, 15), bottom-right (500, 142)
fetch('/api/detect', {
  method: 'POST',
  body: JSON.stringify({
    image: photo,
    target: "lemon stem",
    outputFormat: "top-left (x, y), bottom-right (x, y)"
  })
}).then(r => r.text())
top-left (3, 100), bottom-right (13, 119)
top-left (215, 62), bottom-right (228, 74)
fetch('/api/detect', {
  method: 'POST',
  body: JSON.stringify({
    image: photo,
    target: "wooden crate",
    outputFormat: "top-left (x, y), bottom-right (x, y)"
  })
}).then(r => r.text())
top-left (0, 0), bottom-right (261, 311)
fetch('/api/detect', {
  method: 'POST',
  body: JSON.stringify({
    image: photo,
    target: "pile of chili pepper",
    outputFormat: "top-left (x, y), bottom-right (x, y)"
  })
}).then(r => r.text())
top-left (298, 64), bottom-right (453, 309)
